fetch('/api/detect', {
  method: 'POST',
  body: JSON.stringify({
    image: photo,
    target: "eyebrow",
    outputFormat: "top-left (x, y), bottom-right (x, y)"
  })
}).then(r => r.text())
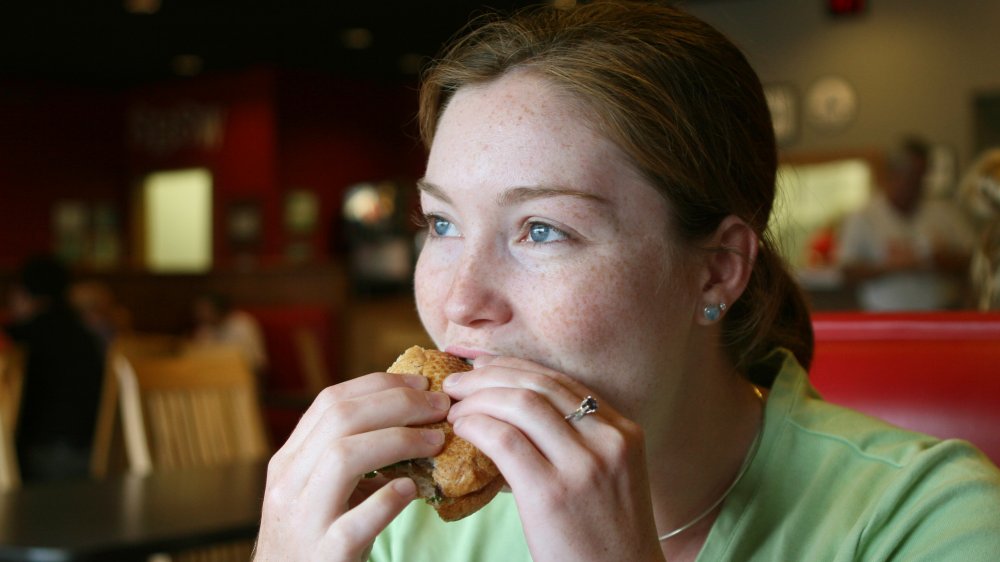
top-left (416, 179), bottom-right (611, 207)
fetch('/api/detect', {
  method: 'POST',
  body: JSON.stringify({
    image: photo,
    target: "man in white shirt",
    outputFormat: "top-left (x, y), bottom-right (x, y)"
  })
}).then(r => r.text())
top-left (191, 293), bottom-right (268, 376)
top-left (837, 138), bottom-right (975, 310)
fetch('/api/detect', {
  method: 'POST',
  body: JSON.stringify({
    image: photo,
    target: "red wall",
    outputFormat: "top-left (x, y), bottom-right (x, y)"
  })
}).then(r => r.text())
top-left (276, 72), bottom-right (426, 260)
top-left (0, 81), bottom-right (127, 269)
top-left (0, 68), bottom-right (427, 271)
top-left (126, 68), bottom-right (281, 263)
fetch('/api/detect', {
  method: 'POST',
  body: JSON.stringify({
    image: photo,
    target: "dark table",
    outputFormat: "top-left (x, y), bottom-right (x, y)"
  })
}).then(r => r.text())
top-left (0, 461), bottom-right (266, 562)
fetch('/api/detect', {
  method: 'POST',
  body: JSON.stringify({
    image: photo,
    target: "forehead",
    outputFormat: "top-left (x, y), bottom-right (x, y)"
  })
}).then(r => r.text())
top-left (425, 71), bottom-right (637, 195)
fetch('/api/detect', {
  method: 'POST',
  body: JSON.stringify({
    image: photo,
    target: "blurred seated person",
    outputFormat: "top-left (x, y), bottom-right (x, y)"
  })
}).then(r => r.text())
top-left (69, 279), bottom-right (132, 351)
top-left (836, 137), bottom-right (975, 310)
top-left (190, 293), bottom-right (268, 378)
top-left (4, 255), bottom-right (105, 482)
top-left (958, 148), bottom-right (1000, 310)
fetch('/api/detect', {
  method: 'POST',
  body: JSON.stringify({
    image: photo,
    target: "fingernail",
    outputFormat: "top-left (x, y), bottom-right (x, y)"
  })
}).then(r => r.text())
top-left (443, 372), bottom-right (463, 387)
top-left (427, 392), bottom-right (450, 411)
top-left (392, 477), bottom-right (416, 498)
top-left (403, 374), bottom-right (427, 389)
top-left (422, 429), bottom-right (445, 445)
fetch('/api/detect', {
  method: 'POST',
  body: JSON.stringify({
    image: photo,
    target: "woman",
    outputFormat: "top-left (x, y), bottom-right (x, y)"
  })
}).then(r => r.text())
top-left (255, 3), bottom-right (1000, 560)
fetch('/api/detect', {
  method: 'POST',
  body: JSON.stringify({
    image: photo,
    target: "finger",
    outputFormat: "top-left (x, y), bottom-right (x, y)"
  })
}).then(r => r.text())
top-left (477, 357), bottom-right (630, 425)
top-left (280, 381), bottom-right (447, 473)
top-left (329, 388), bottom-right (450, 438)
top-left (449, 386), bottom-right (583, 462)
top-left (445, 362), bottom-right (580, 406)
top-left (262, 425), bottom-right (440, 549)
top-left (452, 404), bottom-right (639, 520)
top-left (348, 474), bottom-right (389, 510)
top-left (281, 373), bottom-right (429, 455)
top-left (301, 426), bottom-right (445, 515)
top-left (472, 355), bottom-right (581, 389)
top-left (460, 356), bottom-right (619, 417)
top-left (275, 386), bottom-right (447, 508)
top-left (450, 412), bottom-right (557, 496)
top-left (449, 363), bottom-right (617, 427)
top-left (321, 477), bottom-right (417, 561)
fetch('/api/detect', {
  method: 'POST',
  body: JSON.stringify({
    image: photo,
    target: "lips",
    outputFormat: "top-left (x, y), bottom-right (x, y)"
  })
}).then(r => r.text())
top-left (443, 345), bottom-right (495, 362)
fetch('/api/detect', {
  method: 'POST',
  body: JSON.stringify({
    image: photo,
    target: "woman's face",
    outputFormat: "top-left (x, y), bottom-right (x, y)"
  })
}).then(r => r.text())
top-left (415, 71), bottom-right (700, 413)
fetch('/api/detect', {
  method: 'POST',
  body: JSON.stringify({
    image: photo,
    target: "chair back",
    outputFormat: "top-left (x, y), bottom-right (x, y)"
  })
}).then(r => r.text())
top-left (112, 332), bottom-right (187, 358)
top-left (91, 333), bottom-right (188, 478)
top-left (293, 327), bottom-right (332, 396)
top-left (111, 345), bottom-right (269, 475)
top-left (0, 346), bottom-right (24, 490)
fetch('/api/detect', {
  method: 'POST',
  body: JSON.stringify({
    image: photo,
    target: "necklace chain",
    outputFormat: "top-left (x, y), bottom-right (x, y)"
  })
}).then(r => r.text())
top-left (657, 386), bottom-right (766, 542)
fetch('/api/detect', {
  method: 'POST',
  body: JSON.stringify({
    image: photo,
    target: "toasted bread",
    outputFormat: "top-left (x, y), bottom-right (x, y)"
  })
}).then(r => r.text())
top-left (382, 346), bottom-right (503, 521)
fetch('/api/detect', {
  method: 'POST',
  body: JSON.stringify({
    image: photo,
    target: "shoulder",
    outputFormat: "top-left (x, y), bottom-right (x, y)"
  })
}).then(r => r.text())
top-left (725, 354), bottom-right (1000, 560)
top-left (774, 353), bottom-right (999, 495)
top-left (855, 439), bottom-right (1000, 560)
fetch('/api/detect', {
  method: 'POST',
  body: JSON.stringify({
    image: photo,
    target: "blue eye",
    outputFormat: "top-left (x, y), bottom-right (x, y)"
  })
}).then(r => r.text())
top-left (527, 222), bottom-right (568, 243)
top-left (428, 215), bottom-right (458, 237)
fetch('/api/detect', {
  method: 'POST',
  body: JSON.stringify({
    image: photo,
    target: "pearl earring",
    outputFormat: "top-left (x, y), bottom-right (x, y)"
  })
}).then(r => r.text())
top-left (703, 302), bottom-right (727, 322)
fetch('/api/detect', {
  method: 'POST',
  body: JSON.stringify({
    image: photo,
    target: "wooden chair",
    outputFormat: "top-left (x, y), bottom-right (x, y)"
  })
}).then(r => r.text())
top-left (91, 333), bottom-right (187, 479)
top-left (107, 344), bottom-right (268, 561)
top-left (292, 326), bottom-right (333, 396)
top-left (112, 332), bottom-right (188, 359)
top-left (0, 346), bottom-right (24, 490)
top-left (0, 411), bottom-right (18, 491)
top-left (111, 344), bottom-right (269, 474)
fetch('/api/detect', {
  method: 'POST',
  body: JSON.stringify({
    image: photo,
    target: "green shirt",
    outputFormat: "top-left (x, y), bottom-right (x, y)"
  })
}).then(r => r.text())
top-left (371, 350), bottom-right (1000, 561)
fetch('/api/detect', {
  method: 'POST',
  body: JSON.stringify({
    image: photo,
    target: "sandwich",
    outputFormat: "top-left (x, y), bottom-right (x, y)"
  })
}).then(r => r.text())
top-left (380, 345), bottom-right (504, 521)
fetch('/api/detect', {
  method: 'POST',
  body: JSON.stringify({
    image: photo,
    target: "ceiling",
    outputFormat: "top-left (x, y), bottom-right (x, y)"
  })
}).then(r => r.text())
top-left (0, 0), bottom-right (540, 88)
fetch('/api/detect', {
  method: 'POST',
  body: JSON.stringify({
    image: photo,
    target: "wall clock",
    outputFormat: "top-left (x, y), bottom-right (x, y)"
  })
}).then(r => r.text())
top-left (805, 75), bottom-right (858, 132)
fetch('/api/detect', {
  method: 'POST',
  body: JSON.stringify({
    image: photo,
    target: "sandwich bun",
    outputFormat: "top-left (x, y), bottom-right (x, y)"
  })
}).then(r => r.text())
top-left (381, 346), bottom-right (503, 521)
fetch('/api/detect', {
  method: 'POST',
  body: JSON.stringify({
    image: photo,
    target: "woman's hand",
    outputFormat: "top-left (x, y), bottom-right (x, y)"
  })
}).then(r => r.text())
top-left (443, 356), bottom-right (665, 562)
top-left (254, 372), bottom-right (450, 561)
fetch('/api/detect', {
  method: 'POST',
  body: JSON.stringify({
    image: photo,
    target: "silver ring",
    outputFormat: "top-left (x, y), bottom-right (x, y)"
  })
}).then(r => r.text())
top-left (564, 396), bottom-right (598, 422)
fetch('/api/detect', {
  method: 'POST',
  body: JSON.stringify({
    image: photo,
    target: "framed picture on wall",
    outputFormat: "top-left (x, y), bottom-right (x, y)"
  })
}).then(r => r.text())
top-left (227, 200), bottom-right (262, 249)
top-left (284, 189), bottom-right (319, 235)
top-left (764, 83), bottom-right (799, 146)
top-left (52, 200), bottom-right (90, 264)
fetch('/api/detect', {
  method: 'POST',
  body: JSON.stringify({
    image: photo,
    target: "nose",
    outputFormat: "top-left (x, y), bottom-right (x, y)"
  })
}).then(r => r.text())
top-left (442, 247), bottom-right (513, 329)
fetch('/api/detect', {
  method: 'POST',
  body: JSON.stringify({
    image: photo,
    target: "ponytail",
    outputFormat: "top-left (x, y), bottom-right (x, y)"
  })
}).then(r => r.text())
top-left (724, 237), bottom-right (814, 386)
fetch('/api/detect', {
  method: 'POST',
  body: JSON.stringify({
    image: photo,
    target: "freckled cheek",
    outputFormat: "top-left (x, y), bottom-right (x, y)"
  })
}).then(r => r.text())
top-left (527, 257), bottom-right (680, 377)
top-left (527, 269), bottom-right (641, 361)
top-left (414, 253), bottom-right (449, 338)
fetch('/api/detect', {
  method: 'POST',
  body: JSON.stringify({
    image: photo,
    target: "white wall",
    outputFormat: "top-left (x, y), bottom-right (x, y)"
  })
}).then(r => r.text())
top-left (684, 0), bottom-right (1000, 171)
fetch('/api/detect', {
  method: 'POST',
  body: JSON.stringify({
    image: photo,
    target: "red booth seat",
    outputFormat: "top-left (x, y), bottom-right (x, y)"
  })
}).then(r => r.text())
top-left (810, 312), bottom-right (1000, 465)
top-left (245, 305), bottom-right (340, 448)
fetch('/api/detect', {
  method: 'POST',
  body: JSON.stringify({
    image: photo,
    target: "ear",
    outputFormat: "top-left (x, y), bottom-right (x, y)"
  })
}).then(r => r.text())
top-left (695, 215), bottom-right (758, 326)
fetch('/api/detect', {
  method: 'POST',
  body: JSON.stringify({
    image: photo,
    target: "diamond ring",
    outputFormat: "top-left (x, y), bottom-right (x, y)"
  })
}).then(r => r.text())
top-left (564, 396), bottom-right (599, 422)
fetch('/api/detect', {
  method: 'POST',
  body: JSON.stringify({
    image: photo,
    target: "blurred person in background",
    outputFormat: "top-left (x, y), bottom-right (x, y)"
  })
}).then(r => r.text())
top-left (190, 292), bottom-right (268, 378)
top-left (837, 136), bottom-right (976, 310)
top-left (4, 255), bottom-right (104, 482)
top-left (958, 147), bottom-right (1000, 310)
top-left (69, 279), bottom-right (132, 352)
